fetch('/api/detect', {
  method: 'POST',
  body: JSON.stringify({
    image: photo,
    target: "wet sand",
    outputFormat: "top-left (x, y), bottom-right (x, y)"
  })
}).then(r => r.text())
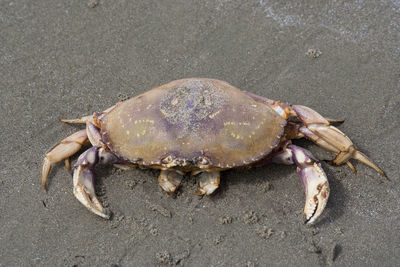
top-left (1, 0), bottom-right (399, 266)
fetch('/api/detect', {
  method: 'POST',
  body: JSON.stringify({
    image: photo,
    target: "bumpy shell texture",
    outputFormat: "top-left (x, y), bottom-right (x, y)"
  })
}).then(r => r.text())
top-left (101, 78), bottom-right (286, 170)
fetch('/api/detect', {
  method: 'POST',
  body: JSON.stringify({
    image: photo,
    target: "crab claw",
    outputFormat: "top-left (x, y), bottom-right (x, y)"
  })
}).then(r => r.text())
top-left (72, 146), bottom-right (116, 219)
top-left (73, 165), bottom-right (110, 219)
top-left (271, 144), bottom-right (330, 224)
top-left (298, 163), bottom-right (330, 224)
top-left (290, 146), bottom-right (330, 224)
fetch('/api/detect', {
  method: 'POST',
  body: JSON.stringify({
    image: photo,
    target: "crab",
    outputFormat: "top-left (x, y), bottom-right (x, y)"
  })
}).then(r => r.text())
top-left (41, 78), bottom-right (385, 223)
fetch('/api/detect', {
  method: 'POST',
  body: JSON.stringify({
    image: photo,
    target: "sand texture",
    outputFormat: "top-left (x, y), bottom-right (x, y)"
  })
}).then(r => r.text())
top-left (1, 0), bottom-right (399, 266)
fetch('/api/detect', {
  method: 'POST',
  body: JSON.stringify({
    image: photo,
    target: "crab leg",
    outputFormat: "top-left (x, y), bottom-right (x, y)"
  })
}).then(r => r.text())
top-left (41, 129), bottom-right (89, 190)
top-left (61, 115), bottom-right (93, 124)
top-left (195, 171), bottom-right (220, 196)
top-left (60, 105), bottom-right (117, 124)
top-left (245, 92), bottom-right (385, 177)
top-left (158, 170), bottom-right (183, 194)
top-left (270, 144), bottom-right (329, 224)
top-left (291, 105), bottom-right (386, 177)
top-left (73, 146), bottom-right (117, 219)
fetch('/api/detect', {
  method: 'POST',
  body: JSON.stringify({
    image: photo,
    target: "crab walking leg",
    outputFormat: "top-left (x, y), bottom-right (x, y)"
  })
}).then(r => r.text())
top-left (61, 105), bottom-right (117, 124)
top-left (41, 129), bottom-right (89, 190)
top-left (73, 146), bottom-right (117, 219)
top-left (158, 170), bottom-right (183, 194)
top-left (244, 92), bottom-right (385, 176)
top-left (61, 114), bottom-right (93, 124)
top-left (195, 171), bottom-right (220, 195)
top-left (271, 144), bottom-right (330, 224)
top-left (291, 105), bottom-right (386, 177)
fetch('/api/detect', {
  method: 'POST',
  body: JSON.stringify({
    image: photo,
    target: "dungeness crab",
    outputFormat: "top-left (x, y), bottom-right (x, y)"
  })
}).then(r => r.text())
top-left (41, 78), bottom-right (385, 223)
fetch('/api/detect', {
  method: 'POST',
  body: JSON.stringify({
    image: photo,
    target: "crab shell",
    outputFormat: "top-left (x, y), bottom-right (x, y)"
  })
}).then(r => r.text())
top-left (100, 78), bottom-right (286, 172)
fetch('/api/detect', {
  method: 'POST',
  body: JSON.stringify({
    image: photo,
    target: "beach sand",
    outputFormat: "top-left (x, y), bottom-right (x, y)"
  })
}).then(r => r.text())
top-left (1, 0), bottom-right (399, 265)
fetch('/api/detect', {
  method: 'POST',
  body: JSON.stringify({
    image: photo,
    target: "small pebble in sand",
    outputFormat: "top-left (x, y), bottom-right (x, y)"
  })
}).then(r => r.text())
top-left (306, 48), bottom-right (322, 58)
top-left (256, 181), bottom-right (271, 192)
top-left (280, 231), bottom-right (286, 238)
top-left (125, 180), bottom-right (137, 189)
top-left (213, 235), bottom-right (225, 245)
top-left (255, 225), bottom-right (274, 239)
top-left (87, 0), bottom-right (99, 8)
top-left (219, 215), bottom-right (233, 224)
top-left (148, 225), bottom-right (158, 236)
top-left (334, 227), bottom-right (343, 235)
top-left (156, 250), bottom-right (172, 265)
top-left (243, 211), bottom-right (259, 225)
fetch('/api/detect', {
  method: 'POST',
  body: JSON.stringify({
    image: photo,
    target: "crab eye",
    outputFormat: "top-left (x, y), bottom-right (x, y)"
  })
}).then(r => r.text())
top-left (196, 156), bottom-right (210, 166)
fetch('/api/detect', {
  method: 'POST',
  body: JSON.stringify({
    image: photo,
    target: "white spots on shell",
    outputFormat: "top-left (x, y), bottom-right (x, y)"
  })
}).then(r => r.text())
top-left (223, 121), bottom-right (250, 126)
top-left (224, 121), bottom-right (252, 141)
top-left (230, 133), bottom-right (243, 140)
top-left (255, 117), bottom-right (266, 130)
top-left (146, 104), bottom-right (152, 110)
top-left (126, 130), bottom-right (130, 135)
top-left (128, 119), bottom-right (155, 138)
top-left (134, 119), bottom-right (154, 125)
